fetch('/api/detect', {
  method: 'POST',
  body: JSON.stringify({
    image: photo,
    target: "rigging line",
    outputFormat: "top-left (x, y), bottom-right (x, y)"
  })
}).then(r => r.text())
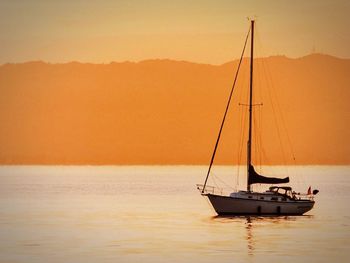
top-left (235, 59), bottom-right (246, 187)
top-left (273, 85), bottom-right (297, 163)
top-left (260, 55), bottom-right (299, 180)
top-left (252, 61), bottom-right (258, 168)
top-left (260, 55), bottom-right (287, 167)
top-left (254, 30), bottom-right (271, 167)
top-left (256, 48), bottom-right (296, 166)
top-left (211, 172), bottom-right (219, 188)
top-left (237, 105), bottom-right (244, 166)
top-left (256, 28), bottom-right (293, 174)
top-left (253, 108), bottom-right (259, 167)
top-left (264, 57), bottom-right (295, 164)
top-left (237, 104), bottom-right (245, 188)
top-left (236, 66), bottom-right (248, 189)
top-left (256, 60), bottom-right (264, 169)
top-left (237, 64), bottom-right (248, 173)
top-left (255, 27), bottom-right (284, 169)
top-left (236, 105), bottom-right (242, 187)
top-left (263, 59), bottom-right (300, 181)
top-left (202, 25), bottom-right (251, 193)
top-left (259, 103), bottom-right (263, 168)
top-left (238, 104), bottom-right (246, 187)
top-left (255, 35), bottom-right (268, 172)
top-left (213, 172), bottom-right (235, 190)
top-left (253, 107), bottom-right (261, 171)
top-left (254, 60), bottom-right (260, 169)
top-left (238, 75), bottom-right (249, 187)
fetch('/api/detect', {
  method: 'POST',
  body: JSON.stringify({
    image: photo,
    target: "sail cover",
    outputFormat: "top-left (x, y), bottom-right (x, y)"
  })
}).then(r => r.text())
top-left (248, 165), bottom-right (289, 185)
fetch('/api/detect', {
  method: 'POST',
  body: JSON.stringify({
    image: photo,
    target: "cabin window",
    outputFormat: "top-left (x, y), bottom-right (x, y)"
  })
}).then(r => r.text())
top-left (271, 197), bottom-right (278, 201)
top-left (260, 197), bottom-right (264, 200)
top-left (248, 196), bottom-right (252, 199)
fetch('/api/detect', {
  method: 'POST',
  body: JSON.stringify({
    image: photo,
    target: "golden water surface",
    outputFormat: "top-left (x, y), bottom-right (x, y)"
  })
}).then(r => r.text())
top-left (0, 166), bottom-right (349, 263)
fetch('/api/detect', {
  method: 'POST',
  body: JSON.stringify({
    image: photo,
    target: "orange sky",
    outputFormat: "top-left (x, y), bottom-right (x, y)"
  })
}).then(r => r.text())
top-left (0, 0), bottom-right (349, 64)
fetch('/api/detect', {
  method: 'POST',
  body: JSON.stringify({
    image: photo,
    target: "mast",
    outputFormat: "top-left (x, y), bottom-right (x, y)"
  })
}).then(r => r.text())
top-left (247, 20), bottom-right (254, 192)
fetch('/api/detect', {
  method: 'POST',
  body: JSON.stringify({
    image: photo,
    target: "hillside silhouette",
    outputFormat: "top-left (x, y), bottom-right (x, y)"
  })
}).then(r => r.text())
top-left (0, 54), bottom-right (349, 164)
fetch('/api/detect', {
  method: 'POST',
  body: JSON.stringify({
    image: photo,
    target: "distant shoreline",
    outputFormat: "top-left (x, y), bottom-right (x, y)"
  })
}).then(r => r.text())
top-left (1, 54), bottom-right (349, 165)
top-left (1, 53), bottom-right (348, 67)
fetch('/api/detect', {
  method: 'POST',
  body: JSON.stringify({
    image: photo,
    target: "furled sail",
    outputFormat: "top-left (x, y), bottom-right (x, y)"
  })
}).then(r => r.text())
top-left (248, 165), bottom-right (289, 185)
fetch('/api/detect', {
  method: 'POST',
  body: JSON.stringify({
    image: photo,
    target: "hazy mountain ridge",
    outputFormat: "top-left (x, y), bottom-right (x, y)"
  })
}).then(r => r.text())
top-left (0, 54), bottom-right (349, 164)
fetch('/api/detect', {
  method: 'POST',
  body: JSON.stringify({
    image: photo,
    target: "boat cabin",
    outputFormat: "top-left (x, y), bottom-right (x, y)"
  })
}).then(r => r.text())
top-left (268, 186), bottom-right (298, 199)
top-left (227, 186), bottom-right (302, 202)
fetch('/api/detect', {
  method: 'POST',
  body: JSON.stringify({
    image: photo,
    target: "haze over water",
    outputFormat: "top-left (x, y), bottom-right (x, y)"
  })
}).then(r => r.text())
top-left (1, 1), bottom-right (349, 262)
top-left (0, 165), bottom-right (349, 263)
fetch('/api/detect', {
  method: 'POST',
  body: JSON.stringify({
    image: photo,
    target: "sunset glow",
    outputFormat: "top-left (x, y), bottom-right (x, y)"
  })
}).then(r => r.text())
top-left (1, 0), bottom-right (349, 64)
top-left (0, 2), bottom-right (349, 262)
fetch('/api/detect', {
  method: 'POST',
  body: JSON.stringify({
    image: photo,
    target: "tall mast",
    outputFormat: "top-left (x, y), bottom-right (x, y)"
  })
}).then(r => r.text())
top-left (247, 20), bottom-right (254, 192)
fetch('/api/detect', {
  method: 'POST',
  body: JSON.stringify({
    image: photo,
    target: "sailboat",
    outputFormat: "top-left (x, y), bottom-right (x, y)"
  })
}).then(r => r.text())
top-left (197, 20), bottom-right (318, 215)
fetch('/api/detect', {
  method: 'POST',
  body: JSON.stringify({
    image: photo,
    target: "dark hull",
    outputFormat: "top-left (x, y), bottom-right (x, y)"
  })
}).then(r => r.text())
top-left (206, 194), bottom-right (314, 215)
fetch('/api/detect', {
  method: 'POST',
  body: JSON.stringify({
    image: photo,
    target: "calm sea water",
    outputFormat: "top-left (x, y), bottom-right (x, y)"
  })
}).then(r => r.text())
top-left (0, 166), bottom-right (349, 263)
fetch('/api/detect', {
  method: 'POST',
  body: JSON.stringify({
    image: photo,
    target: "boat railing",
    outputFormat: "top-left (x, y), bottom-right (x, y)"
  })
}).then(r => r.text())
top-left (196, 184), bottom-right (223, 195)
top-left (297, 193), bottom-right (314, 201)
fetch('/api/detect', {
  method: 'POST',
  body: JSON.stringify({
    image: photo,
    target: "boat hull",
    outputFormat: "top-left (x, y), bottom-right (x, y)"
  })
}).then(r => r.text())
top-left (206, 194), bottom-right (314, 215)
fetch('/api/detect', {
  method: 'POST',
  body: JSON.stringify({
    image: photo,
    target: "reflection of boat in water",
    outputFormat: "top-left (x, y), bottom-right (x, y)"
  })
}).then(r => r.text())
top-left (197, 20), bottom-right (318, 215)
top-left (245, 217), bottom-right (254, 255)
top-left (213, 215), bottom-right (313, 256)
